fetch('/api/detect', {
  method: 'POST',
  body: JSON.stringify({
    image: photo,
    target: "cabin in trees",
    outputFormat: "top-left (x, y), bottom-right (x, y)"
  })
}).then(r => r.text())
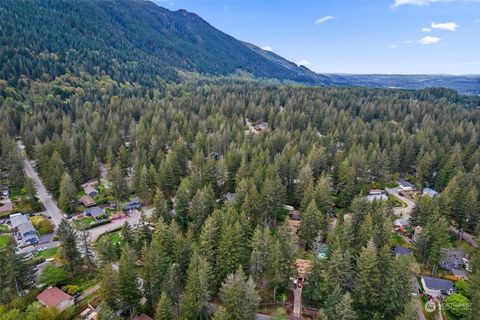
top-left (439, 248), bottom-right (471, 279)
top-left (123, 197), bottom-right (142, 212)
top-left (367, 189), bottom-right (388, 202)
top-left (9, 213), bottom-right (39, 246)
top-left (84, 206), bottom-right (106, 221)
top-left (421, 276), bottom-right (455, 298)
top-left (422, 187), bottom-right (439, 197)
top-left (393, 246), bottom-right (412, 257)
top-left (397, 179), bottom-right (415, 191)
top-left (83, 184), bottom-right (98, 197)
top-left (37, 287), bottom-right (74, 312)
top-left (79, 195), bottom-right (96, 208)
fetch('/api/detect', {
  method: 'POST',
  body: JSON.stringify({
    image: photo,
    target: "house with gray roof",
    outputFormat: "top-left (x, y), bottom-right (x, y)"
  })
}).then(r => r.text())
top-left (398, 179), bottom-right (415, 191)
top-left (84, 206), bottom-right (106, 220)
top-left (421, 276), bottom-right (454, 298)
top-left (9, 213), bottom-right (39, 246)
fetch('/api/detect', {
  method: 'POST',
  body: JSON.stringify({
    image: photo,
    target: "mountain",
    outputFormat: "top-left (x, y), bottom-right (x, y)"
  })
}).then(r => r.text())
top-left (0, 0), bottom-right (327, 86)
top-left (0, 0), bottom-right (478, 94)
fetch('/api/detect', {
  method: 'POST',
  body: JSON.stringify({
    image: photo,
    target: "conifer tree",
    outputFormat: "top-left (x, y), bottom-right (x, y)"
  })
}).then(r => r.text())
top-left (181, 251), bottom-right (211, 320)
top-left (155, 292), bottom-right (175, 320)
top-left (153, 190), bottom-right (171, 223)
top-left (300, 200), bottom-right (324, 250)
top-left (56, 219), bottom-right (82, 275)
top-left (58, 172), bottom-right (76, 214)
top-left (118, 245), bottom-right (141, 316)
top-left (99, 264), bottom-right (119, 310)
top-left (79, 230), bottom-right (96, 272)
top-left (219, 267), bottom-right (260, 320)
top-left (354, 240), bottom-right (380, 319)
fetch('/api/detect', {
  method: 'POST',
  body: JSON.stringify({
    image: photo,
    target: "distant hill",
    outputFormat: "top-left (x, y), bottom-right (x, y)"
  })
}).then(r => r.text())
top-left (0, 0), bottom-right (327, 86)
top-left (328, 74), bottom-right (480, 95)
top-left (0, 0), bottom-right (478, 94)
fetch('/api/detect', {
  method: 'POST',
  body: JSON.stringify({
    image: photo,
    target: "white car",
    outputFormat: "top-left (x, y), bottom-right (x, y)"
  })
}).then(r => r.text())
top-left (37, 246), bottom-right (48, 252)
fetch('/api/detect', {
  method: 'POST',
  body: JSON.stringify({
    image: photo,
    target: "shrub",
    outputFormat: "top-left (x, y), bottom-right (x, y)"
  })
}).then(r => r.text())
top-left (39, 264), bottom-right (68, 286)
top-left (444, 293), bottom-right (470, 318)
top-left (455, 280), bottom-right (471, 298)
top-left (63, 285), bottom-right (80, 295)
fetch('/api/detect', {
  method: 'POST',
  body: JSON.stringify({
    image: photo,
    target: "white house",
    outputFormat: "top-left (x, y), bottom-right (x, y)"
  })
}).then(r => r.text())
top-left (398, 179), bottom-right (415, 191)
top-left (9, 213), bottom-right (39, 246)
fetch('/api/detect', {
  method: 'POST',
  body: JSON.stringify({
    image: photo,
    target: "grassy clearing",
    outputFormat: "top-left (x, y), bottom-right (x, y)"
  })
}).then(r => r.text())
top-left (36, 246), bottom-right (58, 259)
top-left (0, 224), bottom-right (9, 233)
top-left (30, 215), bottom-right (54, 235)
top-left (0, 234), bottom-right (10, 248)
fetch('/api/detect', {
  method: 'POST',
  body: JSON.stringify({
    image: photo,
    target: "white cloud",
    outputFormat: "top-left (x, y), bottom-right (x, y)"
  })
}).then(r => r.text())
top-left (431, 22), bottom-right (459, 31)
top-left (261, 46), bottom-right (273, 51)
top-left (422, 27), bottom-right (432, 32)
top-left (474, 19), bottom-right (480, 23)
top-left (388, 44), bottom-right (398, 49)
top-left (314, 16), bottom-right (336, 25)
top-left (394, 0), bottom-right (480, 7)
top-left (297, 59), bottom-right (310, 66)
top-left (418, 36), bottom-right (442, 45)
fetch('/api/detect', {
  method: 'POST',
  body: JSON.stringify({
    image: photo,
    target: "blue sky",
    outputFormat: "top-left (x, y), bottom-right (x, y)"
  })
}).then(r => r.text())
top-left (154, 0), bottom-right (480, 74)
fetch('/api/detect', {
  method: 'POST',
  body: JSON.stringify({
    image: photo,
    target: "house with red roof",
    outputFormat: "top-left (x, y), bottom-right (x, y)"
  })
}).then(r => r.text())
top-left (37, 287), bottom-right (74, 312)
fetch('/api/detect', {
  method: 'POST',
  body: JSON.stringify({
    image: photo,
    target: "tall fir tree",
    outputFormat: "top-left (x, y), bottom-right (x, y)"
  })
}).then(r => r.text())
top-left (58, 172), bottom-right (76, 214)
top-left (118, 245), bottom-right (141, 316)
top-left (56, 219), bottom-right (82, 275)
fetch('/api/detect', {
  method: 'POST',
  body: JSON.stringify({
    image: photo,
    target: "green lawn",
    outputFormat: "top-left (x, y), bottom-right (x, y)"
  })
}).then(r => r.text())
top-left (0, 234), bottom-right (10, 248)
top-left (390, 233), bottom-right (413, 248)
top-left (36, 246), bottom-right (58, 259)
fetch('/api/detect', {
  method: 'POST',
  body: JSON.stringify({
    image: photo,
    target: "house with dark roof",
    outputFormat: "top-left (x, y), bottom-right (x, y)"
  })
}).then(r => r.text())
top-left (37, 287), bottom-right (74, 312)
top-left (439, 248), bottom-right (470, 274)
top-left (393, 246), bottom-right (412, 257)
top-left (398, 179), bottom-right (415, 191)
top-left (123, 197), bottom-right (142, 212)
top-left (84, 185), bottom-right (98, 197)
top-left (421, 276), bottom-right (455, 298)
top-left (84, 206), bottom-right (106, 220)
top-left (9, 213), bottom-right (39, 246)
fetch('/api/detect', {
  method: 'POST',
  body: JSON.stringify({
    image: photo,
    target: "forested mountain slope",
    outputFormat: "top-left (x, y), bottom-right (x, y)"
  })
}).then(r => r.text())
top-left (0, 0), bottom-right (328, 86)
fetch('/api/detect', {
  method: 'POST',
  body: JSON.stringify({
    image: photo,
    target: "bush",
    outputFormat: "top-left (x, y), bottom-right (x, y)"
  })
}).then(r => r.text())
top-left (63, 285), bottom-right (80, 295)
top-left (444, 293), bottom-right (470, 318)
top-left (30, 215), bottom-right (54, 235)
top-left (39, 264), bottom-right (68, 286)
top-left (455, 280), bottom-right (471, 298)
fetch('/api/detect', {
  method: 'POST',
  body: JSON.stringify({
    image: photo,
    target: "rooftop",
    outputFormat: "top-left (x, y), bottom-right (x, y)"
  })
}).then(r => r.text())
top-left (10, 213), bottom-right (30, 228)
top-left (422, 276), bottom-right (454, 291)
top-left (84, 206), bottom-right (104, 218)
top-left (37, 287), bottom-right (72, 307)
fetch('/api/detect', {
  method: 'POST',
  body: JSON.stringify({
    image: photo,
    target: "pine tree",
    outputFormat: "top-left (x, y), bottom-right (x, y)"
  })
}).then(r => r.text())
top-left (337, 159), bottom-right (357, 208)
top-left (300, 200), bottom-right (324, 250)
top-left (174, 180), bottom-right (190, 232)
top-left (46, 151), bottom-right (65, 198)
top-left (250, 226), bottom-right (270, 287)
top-left (110, 163), bottom-right (128, 202)
top-left (211, 306), bottom-right (229, 320)
top-left (189, 185), bottom-right (215, 236)
top-left (217, 221), bottom-right (249, 284)
top-left (219, 267), bottom-right (260, 320)
top-left (144, 233), bottom-right (171, 308)
top-left (121, 221), bottom-right (134, 246)
top-left (394, 298), bottom-right (419, 320)
top-left (118, 245), bottom-right (141, 316)
top-left (416, 213), bottom-right (449, 273)
top-left (260, 174), bottom-right (286, 226)
top-left (335, 292), bottom-right (357, 320)
top-left (155, 292), bottom-right (175, 320)
top-left (354, 240), bottom-right (380, 319)
top-left (79, 230), bottom-right (96, 272)
top-left (58, 172), bottom-right (76, 214)
top-left (98, 303), bottom-right (122, 320)
top-left (99, 264), bottom-right (119, 310)
top-left (181, 251), bottom-right (211, 320)
top-left (153, 189), bottom-right (171, 223)
top-left (314, 174), bottom-right (334, 215)
top-left (56, 219), bottom-right (82, 275)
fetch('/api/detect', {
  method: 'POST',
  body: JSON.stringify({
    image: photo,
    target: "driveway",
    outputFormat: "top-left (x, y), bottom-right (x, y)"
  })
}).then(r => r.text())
top-left (89, 207), bottom-right (154, 242)
top-left (385, 187), bottom-right (415, 218)
top-left (17, 141), bottom-right (64, 227)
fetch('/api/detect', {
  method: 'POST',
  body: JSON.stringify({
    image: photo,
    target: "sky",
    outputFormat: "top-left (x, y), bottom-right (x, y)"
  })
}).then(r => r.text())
top-left (153, 0), bottom-right (480, 74)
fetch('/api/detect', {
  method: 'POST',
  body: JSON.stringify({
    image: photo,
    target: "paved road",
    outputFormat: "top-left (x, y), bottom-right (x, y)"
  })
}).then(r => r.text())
top-left (292, 287), bottom-right (302, 319)
top-left (386, 187), bottom-right (415, 218)
top-left (17, 141), bottom-right (64, 227)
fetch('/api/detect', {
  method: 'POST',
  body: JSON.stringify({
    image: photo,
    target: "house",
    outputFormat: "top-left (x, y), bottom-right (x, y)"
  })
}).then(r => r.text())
top-left (84, 185), bottom-right (98, 197)
top-left (79, 195), bottom-right (96, 208)
top-left (133, 314), bottom-right (153, 320)
top-left (423, 187), bottom-right (439, 197)
top-left (439, 248), bottom-right (470, 272)
top-left (393, 246), bottom-right (412, 257)
top-left (9, 213), bottom-right (39, 246)
top-left (80, 304), bottom-right (98, 320)
top-left (37, 287), bottom-right (74, 312)
top-left (451, 269), bottom-right (469, 280)
top-left (394, 217), bottom-right (410, 229)
top-left (1, 187), bottom-right (8, 197)
top-left (367, 189), bottom-right (388, 202)
top-left (123, 197), bottom-right (142, 212)
top-left (421, 276), bottom-right (455, 298)
top-left (295, 259), bottom-right (313, 280)
top-left (84, 206), bottom-right (106, 220)
top-left (398, 179), bottom-right (415, 191)
top-left (222, 192), bottom-right (236, 202)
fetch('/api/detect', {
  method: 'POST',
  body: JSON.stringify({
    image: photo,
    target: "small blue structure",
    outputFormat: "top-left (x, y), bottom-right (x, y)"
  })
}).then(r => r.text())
top-left (393, 246), bottom-right (412, 257)
top-left (423, 187), bottom-right (439, 197)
